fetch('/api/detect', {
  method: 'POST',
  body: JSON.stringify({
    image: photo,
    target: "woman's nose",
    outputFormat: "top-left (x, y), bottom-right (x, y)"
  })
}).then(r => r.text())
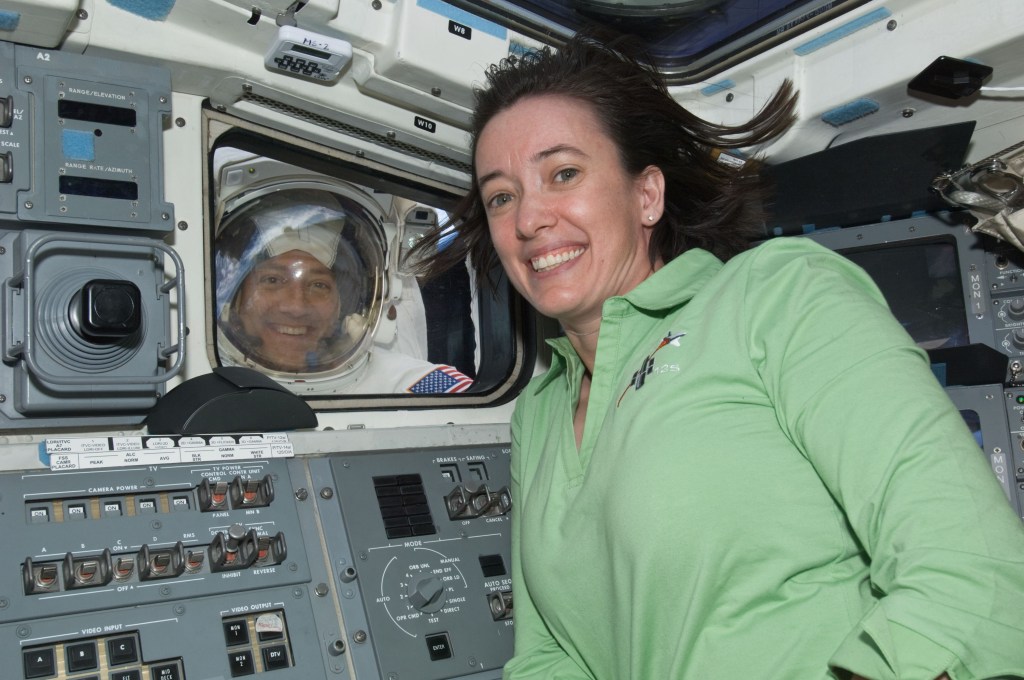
top-left (515, 192), bottom-right (556, 239)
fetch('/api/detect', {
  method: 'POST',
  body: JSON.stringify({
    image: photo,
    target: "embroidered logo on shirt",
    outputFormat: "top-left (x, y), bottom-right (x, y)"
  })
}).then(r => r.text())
top-left (616, 331), bottom-right (685, 407)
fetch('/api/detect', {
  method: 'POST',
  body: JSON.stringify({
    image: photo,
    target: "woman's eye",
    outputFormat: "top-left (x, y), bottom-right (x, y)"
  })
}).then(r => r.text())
top-left (555, 168), bottom-right (579, 182)
top-left (487, 193), bottom-right (512, 209)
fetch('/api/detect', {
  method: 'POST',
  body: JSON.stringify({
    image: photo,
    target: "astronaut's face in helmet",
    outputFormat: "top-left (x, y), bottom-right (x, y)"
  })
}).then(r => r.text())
top-left (234, 249), bottom-right (343, 372)
top-left (216, 185), bottom-right (387, 380)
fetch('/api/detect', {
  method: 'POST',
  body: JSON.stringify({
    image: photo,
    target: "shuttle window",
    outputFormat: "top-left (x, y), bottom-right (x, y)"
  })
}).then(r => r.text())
top-left (206, 117), bottom-right (531, 407)
top-left (459, 0), bottom-right (868, 82)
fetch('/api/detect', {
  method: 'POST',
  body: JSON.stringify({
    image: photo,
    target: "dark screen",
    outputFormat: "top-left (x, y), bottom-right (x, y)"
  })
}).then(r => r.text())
top-left (58, 99), bottom-right (137, 127)
top-left (960, 410), bottom-right (983, 448)
top-left (843, 241), bottom-right (968, 350)
top-left (290, 43), bottom-right (332, 60)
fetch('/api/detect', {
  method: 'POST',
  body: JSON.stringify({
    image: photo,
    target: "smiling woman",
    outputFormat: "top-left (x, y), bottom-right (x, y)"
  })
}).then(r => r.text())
top-left (410, 32), bottom-right (1024, 680)
top-left (475, 95), bottom-right (662, 332)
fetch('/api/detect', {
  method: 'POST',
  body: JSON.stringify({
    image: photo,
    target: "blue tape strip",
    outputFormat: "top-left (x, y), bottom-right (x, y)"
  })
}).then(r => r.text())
top-left (62, 129), bottom-right (96, 162)
top-left (0, 10), bottom-right (20, 32)
top-left (700, 79), bottom-right (735, 97)
top-left (794, 7), bottom-right (892, 56)
top-left (106, 0), bottom-right (175, 21)
top-left (417, 0), bottom-right (506, 39)
top-left (38, 441), bottom-right (50, 467)
top-left (820, 98), bottom-right (879, 127)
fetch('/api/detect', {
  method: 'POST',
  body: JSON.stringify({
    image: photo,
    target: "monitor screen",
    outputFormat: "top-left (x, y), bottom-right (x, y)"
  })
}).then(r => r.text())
top-left (841, 240), bottom-right (969, 350)
top-left (960, 409), bottom-right (984, 449)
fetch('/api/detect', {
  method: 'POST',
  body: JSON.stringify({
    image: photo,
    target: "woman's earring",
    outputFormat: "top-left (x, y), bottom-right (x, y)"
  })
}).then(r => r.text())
top-left (647, 215), bottom-right (655, 221)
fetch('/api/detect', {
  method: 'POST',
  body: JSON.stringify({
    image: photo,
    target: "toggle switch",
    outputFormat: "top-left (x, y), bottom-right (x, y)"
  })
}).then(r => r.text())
top-left (255, 532), bottom-right (288, 565)
top-left (138, 542), bottom-right (185, 581)
top-left (209, 524), bottom-right (259, 572)
top-left (23, 558), bottom-right (61, 594)
top-left (63, 549), bottom-right (113, 589)
top-left (230, 475), bottom-right (275, 508)
top-left (198, 478), bottom-right (230, 511)
top-left (0, 96), bottom-right (12, 128)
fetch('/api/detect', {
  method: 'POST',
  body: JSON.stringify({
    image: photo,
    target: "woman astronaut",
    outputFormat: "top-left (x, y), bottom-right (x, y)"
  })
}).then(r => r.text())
top-left (214, 183), bottom-right (473, 395)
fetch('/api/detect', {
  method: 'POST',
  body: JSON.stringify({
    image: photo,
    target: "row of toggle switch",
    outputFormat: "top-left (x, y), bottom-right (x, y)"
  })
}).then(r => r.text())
top-left (199, 475), bottom-right (276, 511)
top-left (24, 476), bottom-right (276, 526)
top-left (23, 525), bottom-right (287, 594)
top-left (444, 484), bottom-right (513, 520)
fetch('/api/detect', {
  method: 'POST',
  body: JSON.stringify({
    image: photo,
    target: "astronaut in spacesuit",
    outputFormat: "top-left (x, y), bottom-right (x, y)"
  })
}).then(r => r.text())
top-left (214, 185), bottom-right (473, 395)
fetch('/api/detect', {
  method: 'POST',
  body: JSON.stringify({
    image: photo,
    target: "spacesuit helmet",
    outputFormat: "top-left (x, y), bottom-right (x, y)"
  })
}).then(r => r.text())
top-left (214, 182), bottom-right (388, 386)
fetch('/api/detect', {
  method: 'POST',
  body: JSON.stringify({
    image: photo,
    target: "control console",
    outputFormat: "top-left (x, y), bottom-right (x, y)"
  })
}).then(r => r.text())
top-left (1, 435), bottom-right (513, 680)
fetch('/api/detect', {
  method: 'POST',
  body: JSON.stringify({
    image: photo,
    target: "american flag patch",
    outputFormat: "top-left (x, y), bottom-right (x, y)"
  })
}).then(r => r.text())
top-left (409, 365), bottom-right (473, 394)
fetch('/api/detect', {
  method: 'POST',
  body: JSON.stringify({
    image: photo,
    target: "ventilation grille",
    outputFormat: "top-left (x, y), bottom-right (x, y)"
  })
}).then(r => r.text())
top-left (373, 474), bottom-right (437, 540)
top-left (242, 92), bottom-right (472, 175)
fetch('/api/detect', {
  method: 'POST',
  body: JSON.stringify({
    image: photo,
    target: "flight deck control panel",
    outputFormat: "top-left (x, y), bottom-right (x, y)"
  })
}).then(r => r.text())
top-left (3, 443), bottom-right (513, 680)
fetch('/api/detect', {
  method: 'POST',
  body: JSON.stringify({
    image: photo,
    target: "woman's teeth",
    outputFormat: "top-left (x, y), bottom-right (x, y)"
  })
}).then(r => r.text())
top-left (532, 248), bottom-right (583, 272)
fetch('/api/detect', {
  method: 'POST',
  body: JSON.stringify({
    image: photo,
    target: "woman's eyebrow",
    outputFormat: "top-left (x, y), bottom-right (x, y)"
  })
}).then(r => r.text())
top-left (477, 144), bottom-right (589, 188)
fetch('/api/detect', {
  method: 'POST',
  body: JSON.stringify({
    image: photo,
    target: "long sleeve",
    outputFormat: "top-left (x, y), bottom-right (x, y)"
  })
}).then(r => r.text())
top-left (745, 239), bottom-right (1024, 679)
top-left (502, 397), bottom-right (595, 680)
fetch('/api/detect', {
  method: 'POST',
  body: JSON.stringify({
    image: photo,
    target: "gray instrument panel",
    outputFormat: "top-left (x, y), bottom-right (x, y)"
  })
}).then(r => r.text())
top-left (3, 443), bottom-right (513, 680)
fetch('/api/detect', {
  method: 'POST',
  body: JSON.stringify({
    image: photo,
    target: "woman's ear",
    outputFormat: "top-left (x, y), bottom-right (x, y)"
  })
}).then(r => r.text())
top-left (638, 165), bottom-right (666, 226)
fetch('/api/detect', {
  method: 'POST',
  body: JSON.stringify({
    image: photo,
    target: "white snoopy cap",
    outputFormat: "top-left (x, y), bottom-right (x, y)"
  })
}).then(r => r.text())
top-left (262, 223), bottom-right (343, 269)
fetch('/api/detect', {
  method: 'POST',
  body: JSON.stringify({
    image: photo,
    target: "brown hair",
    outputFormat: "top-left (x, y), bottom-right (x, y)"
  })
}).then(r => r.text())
top-left (411, 32), bottom-right (797, 286)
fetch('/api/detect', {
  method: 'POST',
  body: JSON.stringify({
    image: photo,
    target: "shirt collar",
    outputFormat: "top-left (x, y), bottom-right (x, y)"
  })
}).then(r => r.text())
top-left (533, 248), bottom-right (724, 391)
top-left (623, 247), bottom-right (723, 312)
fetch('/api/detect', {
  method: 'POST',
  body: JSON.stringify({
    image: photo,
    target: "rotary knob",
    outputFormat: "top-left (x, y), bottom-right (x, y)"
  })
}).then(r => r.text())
top-left (408, 576), bottom-right (445, 612)
top-left (1011, 329), bottom-right (1024, 351)
top-left (1008, 298), bottom-right (1024, 321)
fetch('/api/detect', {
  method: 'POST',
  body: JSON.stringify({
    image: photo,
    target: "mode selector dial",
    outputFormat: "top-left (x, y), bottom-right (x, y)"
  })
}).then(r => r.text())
top-left (408, 576), bottom-right (446, 612)
top-left (1011, 329), bottom-right (1024, 351)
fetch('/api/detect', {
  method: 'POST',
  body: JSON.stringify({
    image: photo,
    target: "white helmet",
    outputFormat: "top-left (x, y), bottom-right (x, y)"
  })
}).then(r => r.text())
top-left (215, 180), bottom-right (389, 393)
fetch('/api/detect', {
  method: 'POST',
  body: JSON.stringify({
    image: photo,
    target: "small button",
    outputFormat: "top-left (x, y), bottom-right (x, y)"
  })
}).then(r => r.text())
top-left (256, 628), bottom-right (283, 642)
top-left (66, 640), bottom-right (98, 671)
top-left (262, 645), bottom-right (289, 670)
top-left (110, 670), bottom-right (141, 680)
top-left (102, 500), bottom-right (123, 517)
top-left (137, 498), bottom-right (158, 514)
top-left (27, 506), bottom-right (49, 523)
top-left (65, 502), bottom-right (88, 520)
top-left (107, 636), bottom-right (139, 665)
top-left (23, 647), bottom-right (56, 678)
top-left (425, 632), bottom-right (453, 661)
top-left (170, 495), bottom-right (190, 512)
top-left (223, 619), bottom-right (249, 646)
top-left (149, 662), bottom-right (183, 680)
top-left (228, 650), bottom-right (255, 676)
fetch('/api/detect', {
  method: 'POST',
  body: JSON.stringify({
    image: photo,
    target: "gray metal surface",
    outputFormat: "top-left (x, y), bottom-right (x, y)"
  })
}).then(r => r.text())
top-left (3, 437), bottom-right (513, 680)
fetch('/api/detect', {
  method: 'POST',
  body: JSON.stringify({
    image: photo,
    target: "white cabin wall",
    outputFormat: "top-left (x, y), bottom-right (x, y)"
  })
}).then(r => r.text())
top-left (673, 0), bottom-right (1024, 164)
